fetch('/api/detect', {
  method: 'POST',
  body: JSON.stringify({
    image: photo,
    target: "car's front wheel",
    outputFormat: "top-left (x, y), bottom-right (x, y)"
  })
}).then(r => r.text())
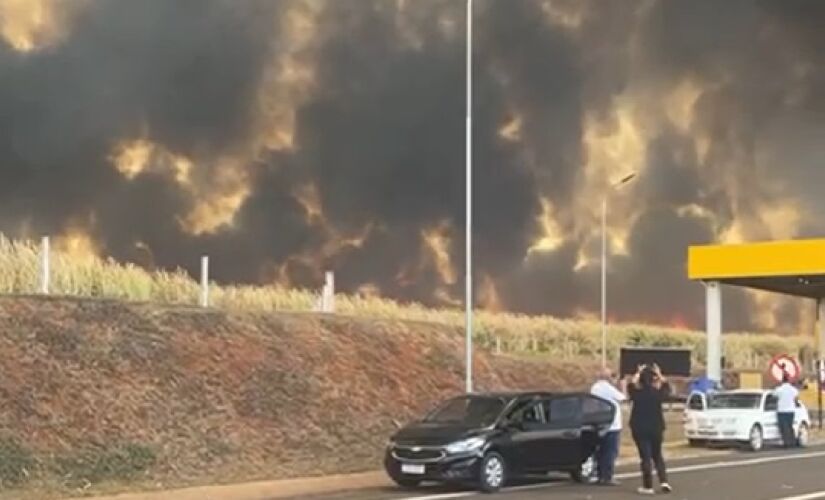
top-left (797, 422), bottom-right (810, 448)
top-left (479, 451), bottom-right (507, 493)
top-left (570, 455), bottom-right (596, 483)
top-left (688, 439), bottom-right (705, 448)
top-left (747, 424), bottom-right (764, 452)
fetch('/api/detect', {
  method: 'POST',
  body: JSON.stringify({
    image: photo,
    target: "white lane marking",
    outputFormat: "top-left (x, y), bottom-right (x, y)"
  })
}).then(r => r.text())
top-left (398, 450), bottom-right (825, 500)
top-left (771, 492), bottom-right (825, 500)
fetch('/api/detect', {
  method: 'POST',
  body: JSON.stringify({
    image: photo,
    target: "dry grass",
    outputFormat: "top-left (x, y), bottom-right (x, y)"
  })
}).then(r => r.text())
top-left (0, 235), bottom-right (813, 369)
top-left (0, 295), bottom-right (596, 497)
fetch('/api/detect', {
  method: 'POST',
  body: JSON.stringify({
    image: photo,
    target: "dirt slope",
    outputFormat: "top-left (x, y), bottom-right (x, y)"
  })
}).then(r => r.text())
top-left (0, 296), bottom-right (593, 497)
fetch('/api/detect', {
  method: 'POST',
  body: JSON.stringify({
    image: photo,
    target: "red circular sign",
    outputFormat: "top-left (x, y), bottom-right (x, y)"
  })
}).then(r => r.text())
top-left (769, 354), bottom-right (800, 383)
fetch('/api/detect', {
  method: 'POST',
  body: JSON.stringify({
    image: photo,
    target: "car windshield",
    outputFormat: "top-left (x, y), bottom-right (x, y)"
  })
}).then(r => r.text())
top-left (707, 394), bottom-right (761, 409)
top-left (424, 396), bottom-right (507, 427)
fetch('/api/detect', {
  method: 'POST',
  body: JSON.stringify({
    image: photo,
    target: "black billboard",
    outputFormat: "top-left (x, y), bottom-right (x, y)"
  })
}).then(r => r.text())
top-left (619, 347), bottom-right (692, 377)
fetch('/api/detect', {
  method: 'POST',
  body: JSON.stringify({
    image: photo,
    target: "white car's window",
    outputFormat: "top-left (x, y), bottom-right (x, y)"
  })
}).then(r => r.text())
top-left (688, 394), bottom-right (704, 410)
top-left (707, 394), bottom-right (761, 409)
top-left (764, 395), bottom-right (778, 411)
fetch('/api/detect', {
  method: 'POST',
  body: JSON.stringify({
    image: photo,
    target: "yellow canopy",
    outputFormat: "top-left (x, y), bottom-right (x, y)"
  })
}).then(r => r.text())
top-left (688, 239), bottom-right (825, 298)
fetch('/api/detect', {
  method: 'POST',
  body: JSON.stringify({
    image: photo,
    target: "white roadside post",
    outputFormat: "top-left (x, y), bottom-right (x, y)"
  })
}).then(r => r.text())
top-left (705, 280), bottom-right (722, 383)
top-left (325, 271), bottom-right (335, 313)
top-left (39, 236), bottom-right (50, 294)
top-left (464, 0), bottom-right (474, 394)
top-left (200, 256), bottom-right (209, 307)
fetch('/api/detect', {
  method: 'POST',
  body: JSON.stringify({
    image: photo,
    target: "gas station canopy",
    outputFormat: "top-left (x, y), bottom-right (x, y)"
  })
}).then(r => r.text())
top-left (687, 238), bottom-right (825, 383)
top-left (689, 239), bottom-right (825, 298)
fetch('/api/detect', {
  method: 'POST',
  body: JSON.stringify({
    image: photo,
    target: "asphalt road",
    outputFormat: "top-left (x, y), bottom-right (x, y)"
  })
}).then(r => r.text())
top-left (282, 445), bottom-right (825, 500)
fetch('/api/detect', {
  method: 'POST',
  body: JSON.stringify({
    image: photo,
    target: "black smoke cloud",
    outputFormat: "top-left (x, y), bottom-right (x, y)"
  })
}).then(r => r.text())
top-left (1, 0), bottom-right (824, 333)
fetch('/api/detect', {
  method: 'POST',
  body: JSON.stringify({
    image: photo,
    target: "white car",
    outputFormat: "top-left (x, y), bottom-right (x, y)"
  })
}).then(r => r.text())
top-left (683, 389), bottom-right (810, 452)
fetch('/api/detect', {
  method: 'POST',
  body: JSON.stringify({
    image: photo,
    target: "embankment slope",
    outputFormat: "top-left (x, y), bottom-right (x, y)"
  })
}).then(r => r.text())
top-left (0, 296), bottom-right (592, 497)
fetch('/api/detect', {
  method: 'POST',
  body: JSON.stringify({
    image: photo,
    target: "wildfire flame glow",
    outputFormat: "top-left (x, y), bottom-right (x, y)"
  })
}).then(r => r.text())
top-left (0, 0), bottom-right (71, 52)
top-left (528, 197), bottom-right (564, 255)
top-left (421, 221), bottom-right (456, 285)
top-left (478, 273), bottom-right (503, 312)
top-left (54, 228), bottom-right (99, 261)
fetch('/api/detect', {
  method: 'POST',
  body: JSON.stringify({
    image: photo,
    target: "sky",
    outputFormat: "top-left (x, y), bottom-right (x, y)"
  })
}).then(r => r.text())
top-left (1, 0), bottom-right (824, 334)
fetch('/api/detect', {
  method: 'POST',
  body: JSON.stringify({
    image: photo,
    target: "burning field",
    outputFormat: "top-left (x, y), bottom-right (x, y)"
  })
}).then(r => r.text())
top-left (1, 0), bottom-right (825, 335)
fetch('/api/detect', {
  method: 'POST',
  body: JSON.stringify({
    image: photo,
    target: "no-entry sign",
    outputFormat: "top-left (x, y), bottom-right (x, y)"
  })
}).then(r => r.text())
top-left (769, 354), bottom-right (801, 383)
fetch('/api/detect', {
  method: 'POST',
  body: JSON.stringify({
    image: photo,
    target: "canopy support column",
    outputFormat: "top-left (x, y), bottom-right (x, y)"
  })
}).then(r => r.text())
top-left (706, 281), bottom-right (722, 383)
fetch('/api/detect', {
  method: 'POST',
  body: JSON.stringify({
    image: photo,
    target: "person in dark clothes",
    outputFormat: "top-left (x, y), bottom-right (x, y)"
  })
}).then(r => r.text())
top-left (629, 364), bottom-right (673, 495)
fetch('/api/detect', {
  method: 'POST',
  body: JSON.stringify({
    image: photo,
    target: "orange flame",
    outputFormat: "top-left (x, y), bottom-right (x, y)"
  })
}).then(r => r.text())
top-left (421, 221), bottom-right (456, 285)
top-left (478, 273), bottom-right (503, 312)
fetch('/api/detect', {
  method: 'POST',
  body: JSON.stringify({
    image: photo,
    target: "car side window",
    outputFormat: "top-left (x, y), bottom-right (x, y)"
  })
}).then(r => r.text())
top-left (688, 394), bottom-right (704, 411)
top-left (765, 395), bottom-right (778, 411)
top-left (582, 395), bottom-right (614, 426)
top-left (546, 396), bottom-right (581, 424)
top-left (509, 400), bottom-right (545, 425)
top-left (582, 395), bottom-right (612, 415)
top-left (522, 402), bottom-right (544, 423)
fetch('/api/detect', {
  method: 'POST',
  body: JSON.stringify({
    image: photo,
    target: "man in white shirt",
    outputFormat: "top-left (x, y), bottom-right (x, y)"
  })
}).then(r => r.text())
top-left (773, 374), bottom-right (800, 448)
top-left (590, 368), bottom-right (626, 486)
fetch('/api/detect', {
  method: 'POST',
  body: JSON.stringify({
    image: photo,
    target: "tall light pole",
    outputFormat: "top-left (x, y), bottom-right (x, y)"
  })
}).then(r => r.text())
top-left (464, 0), bottom-right (474, 394)
top-left (601, 172), bottom-right (636, 369)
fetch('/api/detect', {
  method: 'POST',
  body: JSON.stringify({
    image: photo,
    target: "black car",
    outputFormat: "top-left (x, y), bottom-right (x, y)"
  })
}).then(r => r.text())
top-left (384, 391), bottom-right (616, 493)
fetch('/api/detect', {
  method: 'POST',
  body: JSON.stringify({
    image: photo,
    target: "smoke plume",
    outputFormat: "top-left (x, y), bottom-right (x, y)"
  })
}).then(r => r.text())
top-left (1, 0), bottom-right (824, 333)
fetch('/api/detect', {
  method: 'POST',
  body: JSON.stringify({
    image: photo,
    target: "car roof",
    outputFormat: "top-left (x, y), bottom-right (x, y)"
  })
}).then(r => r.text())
top-left (466, 391), bottom-right (590, 400)
top-left (691, 389), bottom-right (768, 397)
top-left (712, 389), bottom-right (767, 394)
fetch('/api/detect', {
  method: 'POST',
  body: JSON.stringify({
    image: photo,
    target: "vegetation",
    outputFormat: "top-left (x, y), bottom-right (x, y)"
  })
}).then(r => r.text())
top-left (0, 235), bottom-right (813, 369)
top-left (0, 437), bottom-right (35, 488)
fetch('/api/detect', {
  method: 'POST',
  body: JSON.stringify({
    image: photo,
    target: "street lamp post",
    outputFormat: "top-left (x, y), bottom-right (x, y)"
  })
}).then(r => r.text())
top-left (601, 172), bottom-right (637, 369)
top-left (464, 0), bottom-right (474, 393)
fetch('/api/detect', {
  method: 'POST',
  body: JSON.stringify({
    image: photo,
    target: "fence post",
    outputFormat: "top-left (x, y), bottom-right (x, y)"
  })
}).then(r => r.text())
top-left (324, 271), bottom-right (335, 313)
top-left (39, 236), bottom-right (50, 294)
top-left (495, 336), bottom-right (501, 355)
top-left (200, 255), bottom-right (209, 307)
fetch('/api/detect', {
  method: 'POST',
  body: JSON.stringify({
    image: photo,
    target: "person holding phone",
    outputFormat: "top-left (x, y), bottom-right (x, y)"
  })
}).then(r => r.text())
top-left (628, 364), bottom-right (672, 495)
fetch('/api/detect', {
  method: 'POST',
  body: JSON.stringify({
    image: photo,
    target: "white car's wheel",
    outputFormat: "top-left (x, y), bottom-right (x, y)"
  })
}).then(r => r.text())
top-left (797, 422), bottom-right (810, 448)
top-left (748, 425), bottom-right (764, 452)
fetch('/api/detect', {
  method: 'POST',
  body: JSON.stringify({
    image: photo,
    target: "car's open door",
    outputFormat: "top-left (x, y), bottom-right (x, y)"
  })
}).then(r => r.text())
top-left (579, 394), bottom-right (616, 462)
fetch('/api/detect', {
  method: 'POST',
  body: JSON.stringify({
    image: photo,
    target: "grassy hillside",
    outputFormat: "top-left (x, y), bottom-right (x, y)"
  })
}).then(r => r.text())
top-left (0, 235), bottom-right (813, 369)
top-left (0, 296), bottom-right (595, 498)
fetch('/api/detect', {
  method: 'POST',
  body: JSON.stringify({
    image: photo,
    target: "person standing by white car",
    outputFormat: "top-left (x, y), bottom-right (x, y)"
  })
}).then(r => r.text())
top-left (773, 374), bottom-right (800, 448)
top-left (590, 367), bottom-right (626, 486)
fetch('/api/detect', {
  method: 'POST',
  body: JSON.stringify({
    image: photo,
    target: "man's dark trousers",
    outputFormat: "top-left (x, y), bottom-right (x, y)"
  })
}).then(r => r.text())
top-left (597, 430), bottom-right (621, 482)
top-left (777, 412), bottom-right (796, 448)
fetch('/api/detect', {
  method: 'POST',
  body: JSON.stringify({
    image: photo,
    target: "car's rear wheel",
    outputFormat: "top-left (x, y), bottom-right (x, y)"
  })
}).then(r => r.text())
top-left (479, 451), bottom-right (506, 493)
top-left (570, 455), bottom-right (596, 483)
top-left (747, 424), bottom-right (763, 452)
top-left (797, 422), bottom-right (810, 448)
